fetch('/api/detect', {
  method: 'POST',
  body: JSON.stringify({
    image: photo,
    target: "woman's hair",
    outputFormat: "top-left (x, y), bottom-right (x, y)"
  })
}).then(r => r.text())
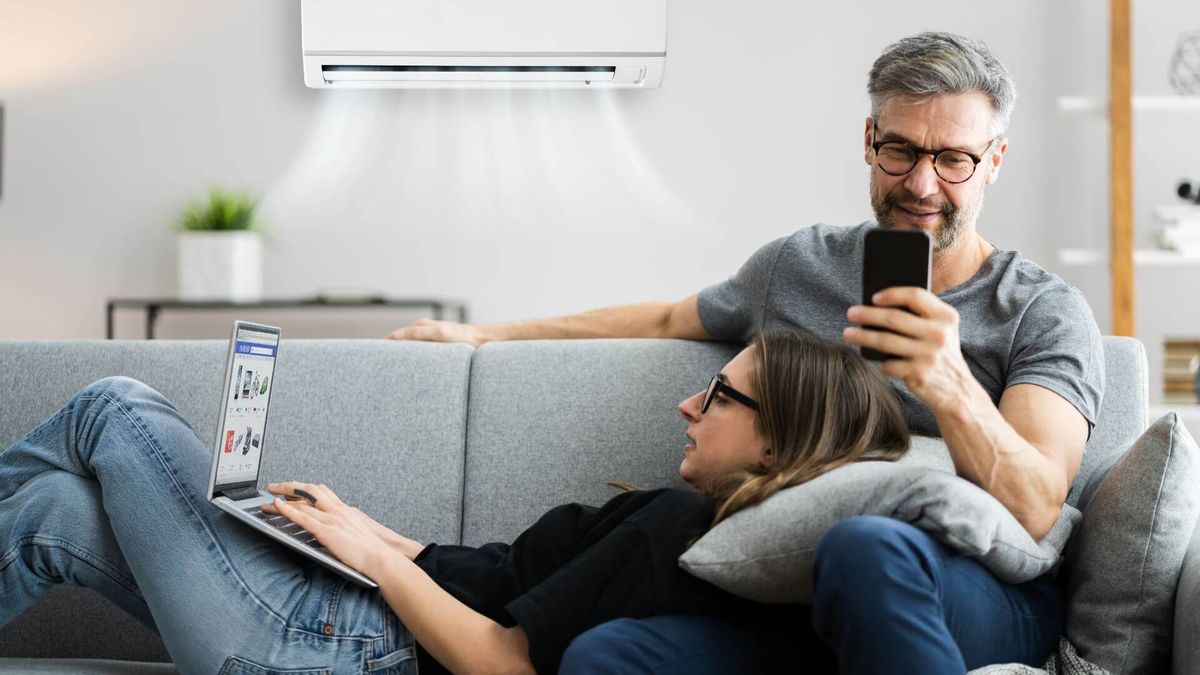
top-left (699, 327), bottom-right (910, 528)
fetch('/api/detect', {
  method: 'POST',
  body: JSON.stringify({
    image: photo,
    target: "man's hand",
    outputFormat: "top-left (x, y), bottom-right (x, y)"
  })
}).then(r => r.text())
top-left (387, 319), bottom-right (484, 346)
top-left (843, 286), bottom-right (971, 415)
top-left (263, 482), bottom-right (425, 572)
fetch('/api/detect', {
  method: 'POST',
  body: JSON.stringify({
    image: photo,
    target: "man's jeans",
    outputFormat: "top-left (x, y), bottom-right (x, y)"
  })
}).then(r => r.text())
top-left (0, 377), bottom-right (416, 674)
top-left (560, 516), bottom-right (1063, 674)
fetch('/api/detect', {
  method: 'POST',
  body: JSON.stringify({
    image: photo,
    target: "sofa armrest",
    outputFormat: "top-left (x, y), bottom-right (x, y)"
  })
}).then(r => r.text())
top-left (1173, 518), bottom-right (1200, 674)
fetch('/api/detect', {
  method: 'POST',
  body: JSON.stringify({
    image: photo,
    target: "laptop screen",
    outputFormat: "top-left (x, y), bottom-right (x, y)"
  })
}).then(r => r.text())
top-left (213, 325), bottom-right (279, 490)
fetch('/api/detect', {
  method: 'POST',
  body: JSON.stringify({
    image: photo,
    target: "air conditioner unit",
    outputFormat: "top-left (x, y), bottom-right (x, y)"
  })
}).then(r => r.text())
top-left (301, 0), bottom-right (667, 89)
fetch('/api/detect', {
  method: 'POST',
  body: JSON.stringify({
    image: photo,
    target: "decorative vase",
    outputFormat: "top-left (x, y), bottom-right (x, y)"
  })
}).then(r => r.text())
top-left (177, 231), bottom-right (263, 301)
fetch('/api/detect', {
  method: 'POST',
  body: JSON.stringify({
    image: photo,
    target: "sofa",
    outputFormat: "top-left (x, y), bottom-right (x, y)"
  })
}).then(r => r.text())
top-left (0, 336), bottom-right (1197, 673)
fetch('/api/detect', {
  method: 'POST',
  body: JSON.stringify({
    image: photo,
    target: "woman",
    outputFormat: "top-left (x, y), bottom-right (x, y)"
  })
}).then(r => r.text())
top-left (0, 328), bottom-right (907, 674)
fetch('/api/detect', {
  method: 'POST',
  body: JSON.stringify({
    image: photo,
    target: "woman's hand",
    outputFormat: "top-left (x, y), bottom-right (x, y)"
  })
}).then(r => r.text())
top-left (262, 482), bottom-right (425, 577)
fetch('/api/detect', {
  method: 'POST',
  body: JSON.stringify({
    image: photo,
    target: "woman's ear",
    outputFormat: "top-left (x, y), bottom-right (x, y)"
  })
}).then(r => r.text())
top-left (761, 448), bottom-right (774, 469)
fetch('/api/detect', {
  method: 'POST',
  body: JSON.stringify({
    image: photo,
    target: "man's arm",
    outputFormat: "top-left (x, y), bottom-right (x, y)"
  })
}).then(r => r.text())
top-left (845, 287), bottom-right (1089, 539)
top-left (386, 294), bottom-right (710, 346)
top-left (933, 382), bottom-right (1086, 540)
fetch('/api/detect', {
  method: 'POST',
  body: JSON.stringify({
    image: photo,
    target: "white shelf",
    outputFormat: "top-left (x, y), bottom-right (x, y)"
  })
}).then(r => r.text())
top-left (1058, 248), bottom-right (1200, 266)
top-left (1058, 95), bottom-right (1200, 113)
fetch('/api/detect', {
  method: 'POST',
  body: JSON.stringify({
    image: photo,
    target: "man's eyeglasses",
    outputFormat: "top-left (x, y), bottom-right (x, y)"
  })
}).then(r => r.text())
top-left (870, 125), bottom-right (995, 185)
top-left (701, 374), bottom-right (759, 414)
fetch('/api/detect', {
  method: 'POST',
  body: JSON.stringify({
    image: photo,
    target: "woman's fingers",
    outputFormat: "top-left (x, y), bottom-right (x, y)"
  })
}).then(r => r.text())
top-left (271, 497), bottom-right (331, 528)
top-left (267, 481), bottom-right (345, 508)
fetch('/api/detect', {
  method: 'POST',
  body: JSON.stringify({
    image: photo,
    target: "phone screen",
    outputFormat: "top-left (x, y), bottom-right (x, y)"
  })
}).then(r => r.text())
top-left (860, 228), bottom-right (932, 361)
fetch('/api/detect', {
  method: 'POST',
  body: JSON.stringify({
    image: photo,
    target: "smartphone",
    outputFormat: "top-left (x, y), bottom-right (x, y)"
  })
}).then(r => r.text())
top-left (860, 228), bottom-right (932, 361)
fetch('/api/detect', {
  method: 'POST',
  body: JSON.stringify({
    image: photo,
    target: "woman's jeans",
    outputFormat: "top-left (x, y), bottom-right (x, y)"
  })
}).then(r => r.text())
top-left (0, 377), bottom-right (417, 674)
top-left (560, 516), bottom-right (1063, 674)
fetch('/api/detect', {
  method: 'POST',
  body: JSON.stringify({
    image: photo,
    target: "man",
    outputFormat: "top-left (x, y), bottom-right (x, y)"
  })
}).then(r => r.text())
top-left (388, 32), bottom-right (1103, 673)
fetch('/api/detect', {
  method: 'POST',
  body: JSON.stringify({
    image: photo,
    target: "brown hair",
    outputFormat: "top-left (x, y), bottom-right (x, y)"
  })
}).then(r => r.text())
top-left (699, 328), bottom-right (910, 528)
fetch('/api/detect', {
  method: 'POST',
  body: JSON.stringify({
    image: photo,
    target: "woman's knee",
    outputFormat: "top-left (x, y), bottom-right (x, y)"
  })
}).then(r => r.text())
top-left (77, 376), bottom-right (163, 409)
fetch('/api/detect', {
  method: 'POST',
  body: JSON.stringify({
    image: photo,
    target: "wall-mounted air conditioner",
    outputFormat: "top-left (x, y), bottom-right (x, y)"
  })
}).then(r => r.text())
top-left (301, 0), bottom-right (668, 89)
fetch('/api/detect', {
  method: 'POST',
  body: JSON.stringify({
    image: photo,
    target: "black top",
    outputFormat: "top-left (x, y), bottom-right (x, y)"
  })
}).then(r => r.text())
top-left (413, 488), bottom-right (789, 674)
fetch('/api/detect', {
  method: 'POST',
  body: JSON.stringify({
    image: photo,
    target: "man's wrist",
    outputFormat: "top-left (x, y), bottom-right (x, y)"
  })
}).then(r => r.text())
top-left (471, 324), bottom-right (497, 346)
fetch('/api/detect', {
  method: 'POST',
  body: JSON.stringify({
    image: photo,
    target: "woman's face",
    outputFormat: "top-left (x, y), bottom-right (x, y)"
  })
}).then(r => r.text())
top-left (677, 346), bottom-right (771, 486)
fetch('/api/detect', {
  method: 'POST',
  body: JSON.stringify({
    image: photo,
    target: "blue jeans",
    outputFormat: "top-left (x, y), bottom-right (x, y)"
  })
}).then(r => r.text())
top-left (0, 377), bottom-right (416, 675)
top-left (560, 516), bottom-right (1063, 674)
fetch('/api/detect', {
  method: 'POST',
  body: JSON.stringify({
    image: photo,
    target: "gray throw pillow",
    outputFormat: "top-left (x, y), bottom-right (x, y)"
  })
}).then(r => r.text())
top-left (679, 436), bottom-right (1080, 604)
top-left (1064, 412), bottom-right (1200, 674)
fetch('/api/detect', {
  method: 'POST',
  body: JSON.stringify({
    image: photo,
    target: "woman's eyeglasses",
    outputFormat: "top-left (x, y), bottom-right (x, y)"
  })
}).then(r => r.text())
top-left (702, 374), bottom-right (759, 414)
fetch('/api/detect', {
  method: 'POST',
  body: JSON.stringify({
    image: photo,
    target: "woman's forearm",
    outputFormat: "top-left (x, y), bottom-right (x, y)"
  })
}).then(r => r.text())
top-left (366, 550), bottom-right (534, 675)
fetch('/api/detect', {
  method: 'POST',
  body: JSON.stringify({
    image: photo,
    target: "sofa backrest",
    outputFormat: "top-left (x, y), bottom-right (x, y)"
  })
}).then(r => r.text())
top-left (1069, 336), bottom-right (1149, 510)
top-left (458, 336), bottom-right (1149, 546)
top-left (460, 339), bottom-right (738, 546)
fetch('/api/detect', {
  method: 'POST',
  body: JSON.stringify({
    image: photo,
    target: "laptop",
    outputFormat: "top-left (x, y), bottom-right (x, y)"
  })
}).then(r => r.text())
top-left (205, 320), bottom-right (378, 588)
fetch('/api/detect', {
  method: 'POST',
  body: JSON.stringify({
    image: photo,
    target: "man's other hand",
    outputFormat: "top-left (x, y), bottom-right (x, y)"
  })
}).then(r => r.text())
top-left (843, 286), bottom-right (972, 415)
top-left (387, 318), bottom-right (484, 346)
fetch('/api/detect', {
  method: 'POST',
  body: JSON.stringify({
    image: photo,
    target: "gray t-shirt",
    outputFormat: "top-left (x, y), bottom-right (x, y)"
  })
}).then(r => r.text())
top-left (697, 222), bottom-right (1105, 437)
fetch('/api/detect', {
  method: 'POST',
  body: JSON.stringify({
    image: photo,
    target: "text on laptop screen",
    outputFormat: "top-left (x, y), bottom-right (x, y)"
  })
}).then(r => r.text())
top-left (216, 327), bottom-right (278, 486)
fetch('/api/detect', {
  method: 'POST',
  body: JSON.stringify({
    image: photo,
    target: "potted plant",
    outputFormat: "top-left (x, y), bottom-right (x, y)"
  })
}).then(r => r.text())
top-left (175, 188), bottom-right (263, 301)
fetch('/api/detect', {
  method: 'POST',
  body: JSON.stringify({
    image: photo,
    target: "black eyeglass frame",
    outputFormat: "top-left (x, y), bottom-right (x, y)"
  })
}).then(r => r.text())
top-left (701, 374), bottom-right (759, 414)
top-left (870, 124), bottom-right (996, 185)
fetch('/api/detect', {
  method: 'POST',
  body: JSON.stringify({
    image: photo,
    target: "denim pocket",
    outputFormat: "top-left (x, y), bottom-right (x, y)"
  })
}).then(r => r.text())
top-left (218, 655), bottom-right (332, 675)
top-left (365, 645), bottom-right (417, 673)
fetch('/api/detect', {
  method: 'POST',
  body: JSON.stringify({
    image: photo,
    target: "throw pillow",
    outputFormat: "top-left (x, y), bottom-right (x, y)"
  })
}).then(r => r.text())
top-left (679, 435), bottom-right (1080, 604)
top-left (1065, 412), bottom-right (1200, 674)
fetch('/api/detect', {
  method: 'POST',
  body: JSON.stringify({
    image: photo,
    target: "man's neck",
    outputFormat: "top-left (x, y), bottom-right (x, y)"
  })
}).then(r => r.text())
top-left (930, 232), bottom-right (995, 295)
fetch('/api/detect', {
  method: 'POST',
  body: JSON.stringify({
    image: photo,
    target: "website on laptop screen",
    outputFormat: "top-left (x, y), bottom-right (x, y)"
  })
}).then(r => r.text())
top-left (216, 327), bottom-right (278, 487)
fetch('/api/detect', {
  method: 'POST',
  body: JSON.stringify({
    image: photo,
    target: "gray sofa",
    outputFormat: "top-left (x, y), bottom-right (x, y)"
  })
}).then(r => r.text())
top-left (0, 336), bottom-right (1196, 673)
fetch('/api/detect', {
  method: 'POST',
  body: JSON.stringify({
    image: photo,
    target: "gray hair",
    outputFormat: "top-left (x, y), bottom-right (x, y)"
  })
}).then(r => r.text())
top-left (867, 32), bottom-right (1017, 138)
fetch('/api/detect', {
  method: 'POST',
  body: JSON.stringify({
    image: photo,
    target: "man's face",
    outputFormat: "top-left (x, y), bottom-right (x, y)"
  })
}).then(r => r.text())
top-left (865, 92), bottom-right (1007, 253)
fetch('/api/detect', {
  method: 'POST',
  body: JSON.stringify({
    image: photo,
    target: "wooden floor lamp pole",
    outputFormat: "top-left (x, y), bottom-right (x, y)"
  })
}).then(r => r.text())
top-left (1111, 0), bottom-right (1134, 336)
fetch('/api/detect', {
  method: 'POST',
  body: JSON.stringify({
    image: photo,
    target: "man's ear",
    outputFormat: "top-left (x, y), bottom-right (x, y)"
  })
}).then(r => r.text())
top-left (863, 117), bottom-right (876, 166)
top-left (985, 136), bottom-right (1008, 185)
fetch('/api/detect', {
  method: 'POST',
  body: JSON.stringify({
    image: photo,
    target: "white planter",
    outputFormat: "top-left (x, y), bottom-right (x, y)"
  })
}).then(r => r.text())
top-left (177, 231), bottom-right (263, 301)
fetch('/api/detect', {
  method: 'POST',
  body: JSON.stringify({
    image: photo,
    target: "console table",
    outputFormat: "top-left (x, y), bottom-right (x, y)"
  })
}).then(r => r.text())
top-left (106, 296), bottom-right (469, 339)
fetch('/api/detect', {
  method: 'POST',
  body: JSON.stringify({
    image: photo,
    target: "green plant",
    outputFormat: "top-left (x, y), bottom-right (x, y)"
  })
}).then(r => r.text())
top-left (177, 188), bottom-right (258, 232)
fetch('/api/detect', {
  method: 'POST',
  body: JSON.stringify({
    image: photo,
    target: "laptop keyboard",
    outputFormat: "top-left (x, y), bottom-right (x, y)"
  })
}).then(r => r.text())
top-left (250, 506), bottom-right (327, 552)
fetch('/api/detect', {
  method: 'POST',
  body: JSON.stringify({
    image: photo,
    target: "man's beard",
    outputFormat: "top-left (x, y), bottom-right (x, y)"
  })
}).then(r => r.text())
top-left (870, 183), bottom-right (984, 253)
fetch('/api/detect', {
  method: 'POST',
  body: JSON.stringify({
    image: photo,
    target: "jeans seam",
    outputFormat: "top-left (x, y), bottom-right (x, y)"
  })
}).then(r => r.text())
top-left (1, 534), bottom-right (143, 597)
top-left (84, 390), bottom-right (303, 631)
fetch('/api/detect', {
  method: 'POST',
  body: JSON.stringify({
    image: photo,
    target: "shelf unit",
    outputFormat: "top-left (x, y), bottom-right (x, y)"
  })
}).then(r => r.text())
top-left (1058, 1), bottom-right (1200, 408)
top-left (1057, 95), bottom-right (1200, 113)
top-left (1058, 249), bottom-right (1200, 266)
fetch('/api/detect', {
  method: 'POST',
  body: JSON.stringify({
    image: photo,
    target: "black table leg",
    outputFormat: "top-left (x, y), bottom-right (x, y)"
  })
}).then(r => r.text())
top-left (146, 306), bottom-right (160, 340)
top-left (106, 302), bottom-right (115, 339)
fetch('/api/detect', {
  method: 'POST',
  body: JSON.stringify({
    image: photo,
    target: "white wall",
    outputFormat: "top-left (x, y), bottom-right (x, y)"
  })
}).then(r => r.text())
top-left (0, 0), bottom-right (1197, 363)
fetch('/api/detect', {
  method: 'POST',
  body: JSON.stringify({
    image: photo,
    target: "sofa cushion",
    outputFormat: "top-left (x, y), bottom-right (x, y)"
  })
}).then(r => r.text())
top-left (679, 437), bottom-right (1078, 603)
top-left (1064, 412), bottom-right (1200, 674)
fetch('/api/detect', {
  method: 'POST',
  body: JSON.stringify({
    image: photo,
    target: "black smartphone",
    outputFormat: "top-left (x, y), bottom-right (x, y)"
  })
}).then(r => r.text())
top-left (859, 228), bottom-right (932, 361)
